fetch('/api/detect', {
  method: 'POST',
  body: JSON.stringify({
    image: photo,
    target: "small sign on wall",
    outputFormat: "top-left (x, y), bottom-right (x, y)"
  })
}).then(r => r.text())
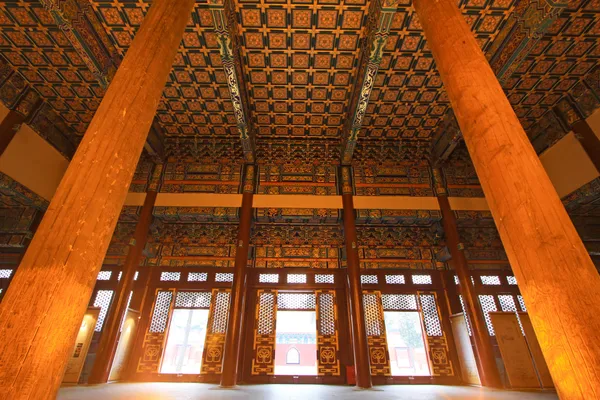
top-left (62, 308), bottom-right (101, 385)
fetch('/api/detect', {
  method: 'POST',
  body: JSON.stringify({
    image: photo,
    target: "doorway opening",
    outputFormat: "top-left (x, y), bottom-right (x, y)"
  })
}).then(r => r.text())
top-left (160, 308), bottom-right (210, 374)
top-left (274, 292), bottom-right (318, 376)
top-left (384, 311), bottom-right (431, 376)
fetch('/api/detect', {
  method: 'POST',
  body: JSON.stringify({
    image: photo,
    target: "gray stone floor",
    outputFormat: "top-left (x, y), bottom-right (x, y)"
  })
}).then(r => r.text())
top-left (58, 383), bottom-right (559, 400)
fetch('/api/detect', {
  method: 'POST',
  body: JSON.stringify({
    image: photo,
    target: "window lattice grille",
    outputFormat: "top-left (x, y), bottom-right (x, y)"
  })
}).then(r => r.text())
top-left (287, 274), bottom-right (307, 283)
top-left (498, 294), bottom-right (525, 335)
top-left (118, 271), bottom-right (122, 281)
top-left (385, 274), bottom-right (405, 284)
top-left (277, 292), bottom-right (316, 310)
top-left (420, 294), bottom-right (443, 337)
top-left (215, 273), bottom-right (234, 282)
top-left (315, 274), bottom-right (334, 284)
top-left (257, 292), bottom-right (276, 335)
top-left (412, 275), bottom-right (432, 285)
top-left (93, 290), bottom-right (114, 332)
top-left (160, 272), bottom-right (181, 282)
top-left (454, 275), bottom-right (459, 285)
top-left (318, 292), bottom-right (335, 336)
top-left (479, 295), bottom-right (498, 336)
top-left (0, 269), bottom-right (12, 279)
top-left (149, 291), bottom-right (173, 333)
top-left (381, 294), bottom-right (417, 311)
top-left (498, 295), bottom-right (517, 312)
top-left (459, 295), bottom-right (472, 336)
top-left (97, 271), bottom-right (112, 281)
top-left (259, 274), bottom-right (279, 283)
top-left (361, 275), bottom-right (378, 284)
top-left (188, 272), bottom-right (208, 282)
top-left (363, 293), bottom-right (383, 336)
top-left (507, 276), bottom-right (517, 285)
top-left (517, 295), bottom-right (527, 312)
top-left (480, 275), bottom-right (501, 285)
top-left (175, 291), bottom-right (212, 309)
top-left (134, 271), bottom-right (139, 281)
top-left (211, 291), bottom-right (231, 334)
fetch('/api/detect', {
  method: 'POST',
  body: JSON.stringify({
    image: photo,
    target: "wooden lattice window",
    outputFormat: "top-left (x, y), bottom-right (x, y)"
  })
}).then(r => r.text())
top-left (315, 274), bottom-right (334, 284)
top-left (385, 274), bottom-right (405, 284)
top-left (149, 291), bottom-right (174, 333)
top-left (381, 294), bottom-right (417, 311)
top-left (361, 275), bottom-right (378, 284)
top-left (160, 272), bottom-right (181, 282)
top-left (188, 272), bottom-right (208, 282)
top-left (479, 295), bottom-right (498, 336)
top-left (419, 294), bottom-right (443, 337)
top-left (93, 290), bottom-right (114, 332)
top-left (174, 291), bottom-right (212, 309)
top-left (277, 292), bottom-right (316, 310)
top-left (412, 275), bottom-right (432, 285)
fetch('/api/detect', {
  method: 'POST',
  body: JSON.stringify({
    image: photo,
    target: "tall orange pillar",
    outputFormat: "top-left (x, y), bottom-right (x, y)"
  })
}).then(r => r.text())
top-left (433, 168), bottom-right (502, 388)
top-left (88, 164), bottom-right (163, 384)
top-left (0, 1), bottom-right (195, 398)
top-left (341, 166), bottom-right (372, 389)
top-left (220, 165), bottom-right (255, 387)
top-left (414, 0), bottom-right (600, 398)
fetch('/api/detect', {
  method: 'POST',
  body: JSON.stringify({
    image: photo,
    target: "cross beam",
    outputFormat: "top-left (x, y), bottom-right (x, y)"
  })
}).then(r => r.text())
top-left (340, 0), bottom-right (399, 165)
top-left (211, 0), bottom-right (256, 163)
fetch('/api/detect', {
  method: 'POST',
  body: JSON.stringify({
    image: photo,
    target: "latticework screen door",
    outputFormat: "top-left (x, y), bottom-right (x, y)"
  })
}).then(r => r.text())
top-left (201, 288), bottom-right (231, 375)
top-left (362, 290), bottom-right (391, 376)
top-left (137, 289), bottom-right (174, 373)
top-left (316, 289), bottom-right (340, 376)
top-left (251, 289), bottom-right (278, 375)
top-left (417, 292), bottom-right (454, 376)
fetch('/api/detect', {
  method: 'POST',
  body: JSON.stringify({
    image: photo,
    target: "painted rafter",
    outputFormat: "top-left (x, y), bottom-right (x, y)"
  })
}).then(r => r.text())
top-left (340, 0), bottom-right (399, 165)
top-left (431, 0), bottom-right (568, 167)
top-left (210, 0), bottom-right (256, 163)
top-left (40, 0), bottom-right (119, 87)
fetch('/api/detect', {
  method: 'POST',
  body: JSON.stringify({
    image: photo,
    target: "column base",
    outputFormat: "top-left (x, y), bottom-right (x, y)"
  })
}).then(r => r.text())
top-left (352, 386), bottom-right (382, 391)
top-left (213, 385), bottom-right (241, 390)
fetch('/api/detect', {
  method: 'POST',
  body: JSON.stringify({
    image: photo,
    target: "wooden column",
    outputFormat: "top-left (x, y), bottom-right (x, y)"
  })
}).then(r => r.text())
top-left (0, 1), bottom-right (194, 398)
top-left (220, 164), bottom-right (255, 387)
top-left (88, 164), bottom-right (163, 384)
top-left (433, 168), bottom-right (502, 388)
top-left (415, 1), bottom-right (600, 398)
top-left (341, 166), bottom-right (372, 389)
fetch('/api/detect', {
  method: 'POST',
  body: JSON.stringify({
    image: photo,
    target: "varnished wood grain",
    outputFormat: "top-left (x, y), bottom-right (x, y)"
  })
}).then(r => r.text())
top-left (343, 192), bottom-right (373, 389)
top-left (414, 0), bottom-right (600, 398)
top-left (0, 1), bottom-right (195, 398)
top-left (221, 186), bottom-right (254, 387)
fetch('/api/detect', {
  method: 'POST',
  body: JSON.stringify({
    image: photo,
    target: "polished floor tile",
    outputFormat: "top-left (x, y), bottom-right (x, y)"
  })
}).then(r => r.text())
top-left (58, 383), bottom-right (558, 400)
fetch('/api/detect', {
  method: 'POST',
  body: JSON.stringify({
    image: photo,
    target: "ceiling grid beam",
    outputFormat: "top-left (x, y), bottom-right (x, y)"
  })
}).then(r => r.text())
top-left (340, 0), bottom-right (399, 165)
top-left (211, 0), bottom-right (256, 163)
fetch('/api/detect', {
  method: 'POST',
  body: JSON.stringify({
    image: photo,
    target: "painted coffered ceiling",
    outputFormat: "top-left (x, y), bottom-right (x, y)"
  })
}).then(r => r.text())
top-left (0, 0), bottom-right (597, 163)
